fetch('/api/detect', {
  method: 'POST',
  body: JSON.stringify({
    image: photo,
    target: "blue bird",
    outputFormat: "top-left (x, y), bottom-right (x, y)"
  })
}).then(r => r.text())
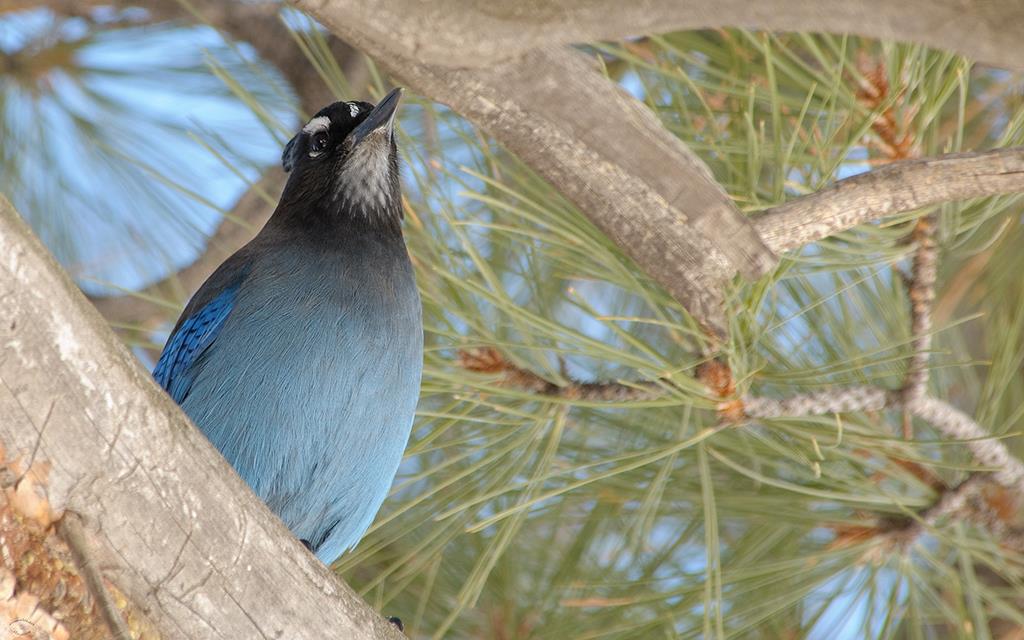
top-left (154, 88), bottom-right (422, 564)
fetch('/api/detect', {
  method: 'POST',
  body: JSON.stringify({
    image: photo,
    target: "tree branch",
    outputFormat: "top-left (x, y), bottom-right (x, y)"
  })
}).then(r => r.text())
top-left (744, 387), bottom-right (1024, 492)
top-left (290, 0), bottom-right (1024, 72)
top-left (458, 347), bottom-right (664, 402)
top-left (900, 213), bottom-right (939, 437)
top-left (457, 347), bottom-right (1024, 496)
top-left (293, 1), bottom-right (1024, 335)
top-left (753, 147), bottom-right (1024, 253)
top-left (89, 3), bottom-right (1024, 337)
top-left (0, 194), bottom-right (401, 638)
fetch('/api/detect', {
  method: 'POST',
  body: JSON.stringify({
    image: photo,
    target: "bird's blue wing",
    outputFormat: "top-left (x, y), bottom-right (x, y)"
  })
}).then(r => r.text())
top-left (153, 281), bottom-right (242, 404)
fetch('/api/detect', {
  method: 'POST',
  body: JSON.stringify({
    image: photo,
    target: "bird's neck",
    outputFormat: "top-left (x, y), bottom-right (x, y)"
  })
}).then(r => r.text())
top-left (271, 184), bottom-right (404, 239)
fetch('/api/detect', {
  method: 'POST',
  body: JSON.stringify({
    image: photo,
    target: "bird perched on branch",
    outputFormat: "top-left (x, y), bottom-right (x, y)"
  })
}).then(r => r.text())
top-left (153, 88), bottom-right (422, 564)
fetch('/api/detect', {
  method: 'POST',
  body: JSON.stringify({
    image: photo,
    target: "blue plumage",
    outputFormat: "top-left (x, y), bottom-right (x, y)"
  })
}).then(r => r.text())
top-left (154, 89), bottom-right (422, 563)
top-left (154, 280), bottom-right (242, 403)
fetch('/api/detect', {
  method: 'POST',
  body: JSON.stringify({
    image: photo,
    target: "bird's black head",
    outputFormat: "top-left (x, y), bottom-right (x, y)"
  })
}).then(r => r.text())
top-left (278, 87), bottom-right (403, 234)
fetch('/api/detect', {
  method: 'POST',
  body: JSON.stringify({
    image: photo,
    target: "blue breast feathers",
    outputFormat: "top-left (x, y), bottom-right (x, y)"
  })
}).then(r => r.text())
top-left (153, 280), bottom-right (242, 404)
top-left (152, 237), bottom-right (422, 564)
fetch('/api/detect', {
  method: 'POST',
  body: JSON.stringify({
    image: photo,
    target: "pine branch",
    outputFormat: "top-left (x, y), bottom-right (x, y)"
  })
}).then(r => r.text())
top-left (850, 57), bottom-right (938, 440)
top-left (268, 0), bottom-right (1024, 336)
top-left (744, 388), bottom-right (1024, 492)
top-left (458, 348), bottom-right (1024, 495)
top-left (901, 213), bottom-right (939, 436)
top-left (742, 386), bottom-right (892, 417)
top-left (76, 2), bottom-right (1024, 340)
top-left (85, 2), bottom-right (1024, 337)
top-left (753, 147), bottom-right (1024, 253)
top-left (906, 396), bottom-right (1024, 489)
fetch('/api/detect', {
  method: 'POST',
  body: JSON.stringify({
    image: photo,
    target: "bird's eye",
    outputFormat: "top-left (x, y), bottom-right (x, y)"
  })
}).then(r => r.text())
top-left (309, 132), bottom-right (329, 156)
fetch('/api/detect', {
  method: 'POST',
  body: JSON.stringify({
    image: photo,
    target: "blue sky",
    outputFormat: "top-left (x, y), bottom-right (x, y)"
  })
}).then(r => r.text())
top-left (1, 8), bottom-right (294, 293)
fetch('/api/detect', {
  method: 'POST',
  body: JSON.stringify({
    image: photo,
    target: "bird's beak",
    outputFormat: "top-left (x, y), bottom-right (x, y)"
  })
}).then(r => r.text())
top-left (350, 87), bottom-right (403, 146)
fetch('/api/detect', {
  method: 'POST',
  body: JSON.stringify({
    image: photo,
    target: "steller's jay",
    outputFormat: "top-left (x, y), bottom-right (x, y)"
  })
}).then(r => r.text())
top-left (153, 88), bottom-right (422, 564)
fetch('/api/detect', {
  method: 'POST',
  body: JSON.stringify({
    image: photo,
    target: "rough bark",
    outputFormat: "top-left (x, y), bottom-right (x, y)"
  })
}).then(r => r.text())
top-left (753, 147), bottom-right (1024, 253)
top-left (293, 0), bottom-right (1024, 72)
top-left (0, 194), bottom-right (401, 639)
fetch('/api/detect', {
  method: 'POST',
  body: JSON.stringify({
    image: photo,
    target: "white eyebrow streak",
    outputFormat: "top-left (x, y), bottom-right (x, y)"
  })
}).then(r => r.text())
top-left (348, 103), bottom-right (360, 117)
top-left (302, 115), bottom-right (331, 134)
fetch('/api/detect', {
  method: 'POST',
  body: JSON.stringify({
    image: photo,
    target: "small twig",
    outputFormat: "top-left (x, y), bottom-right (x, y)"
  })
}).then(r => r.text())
top-left (459, 347), bottom-right (1024, 497)
top-left (893, 473), bottom-right (989, 544)
top-left (744, 387), bottom-right (1024, 493)
top-left (58, 512), bottom-right (132, 640)
top-left (901, 213), bottom-right (939, 438)
top-left (830, 472), bottom-right (1022, 560)
top-left (851, 60), bottom-right (938, 440)
top-left (882, 473), bottom-right (1024, 558)
top-left (457, 347), bottom-right (664, 402)
top-left (906, 396), bottom-right (1024, 489)
top-left (742, 386), bottom-right (892, 418)
top-left (830, 474), bottom-right (990, 560)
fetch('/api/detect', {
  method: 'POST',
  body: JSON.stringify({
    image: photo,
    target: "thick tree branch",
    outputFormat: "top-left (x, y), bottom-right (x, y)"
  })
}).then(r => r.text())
top-left (292, 0), bottom-right (1024, 72)
top-left (294, 1), bottom-right (1024, 335)
top-left (87, 3), bottom-right (1024, 337)
top-left (753, 147), bottom-right (1024, 253)
top-left (0, 195), bottom-right (401, 638)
